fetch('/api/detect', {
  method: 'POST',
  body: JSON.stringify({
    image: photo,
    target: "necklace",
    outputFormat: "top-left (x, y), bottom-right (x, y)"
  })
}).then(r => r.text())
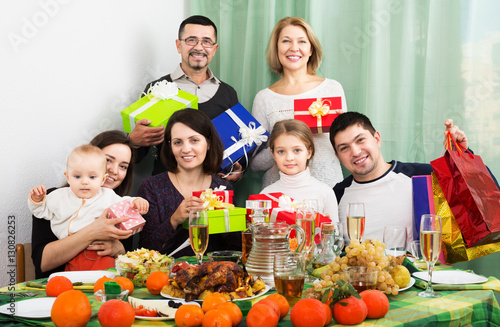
top-left (175, 173), bottom-right (206, 197)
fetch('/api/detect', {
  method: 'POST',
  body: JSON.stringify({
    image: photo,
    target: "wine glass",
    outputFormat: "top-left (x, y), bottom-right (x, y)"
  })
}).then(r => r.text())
top-left (189, 210), bottom-right (209, 266)
top-left (418, 214), bottom-right (442, 298)
top-left (297, 199), bottom-right (318, 255)
top-left (347, 203), bottom-right (365, 243)
top-left (383, 226), bottom-right (407, 256)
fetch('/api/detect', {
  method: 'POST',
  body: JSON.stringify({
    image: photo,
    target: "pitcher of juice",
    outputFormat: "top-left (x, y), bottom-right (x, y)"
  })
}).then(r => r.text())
top-left (245, 222), bottom-right (305, 288)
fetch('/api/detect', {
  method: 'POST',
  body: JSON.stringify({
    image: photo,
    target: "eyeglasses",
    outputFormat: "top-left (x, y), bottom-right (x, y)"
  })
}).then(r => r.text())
top-left (179, 37), bottom-right (216, 48)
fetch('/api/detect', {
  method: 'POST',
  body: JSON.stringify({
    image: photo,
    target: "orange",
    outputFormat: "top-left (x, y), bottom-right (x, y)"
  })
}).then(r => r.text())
top-left (113, 276), bottom-right (135, 296)
top-left (322, 303), bottom-right (332, 326)
top-left (254, 298), bottom-right (281, 320)
top-left (51, 290), bottom-right (91, 327)
top-left (175, 304), bottom-right (205, 327)
top-left (218, 302), bottom-right (243, 327)
top-left (146, 271), bottom-right (170, 295)
top-left (98, 299), bottom-right (135, 327)
top-left (333, 295), bottom-right (368, 325)
top-left (46, 276), bottom-right (73, 297)
top-left (93, 275), bottom-right (113, 293)
top-left (265, 293), bottom-right (289, 319)
top-left (246, 303), bottom-right (279, 327)
top-left (201, 292), bottom-right (227, 313)
top-left (290, 298), bottom-right (327, 327)
top-left (360, 289), bottom-right (390, 318)
top-left (201, 309), bottom-right (232, 327)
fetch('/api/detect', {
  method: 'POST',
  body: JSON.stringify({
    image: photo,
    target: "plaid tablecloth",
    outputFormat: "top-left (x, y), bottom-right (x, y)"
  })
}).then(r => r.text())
top-left (1, 258), bottom-right (500, 327)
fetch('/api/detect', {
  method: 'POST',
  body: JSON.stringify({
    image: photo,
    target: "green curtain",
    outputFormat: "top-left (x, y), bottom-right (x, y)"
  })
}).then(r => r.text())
top-left (188, 0), bottom-right (500, 283)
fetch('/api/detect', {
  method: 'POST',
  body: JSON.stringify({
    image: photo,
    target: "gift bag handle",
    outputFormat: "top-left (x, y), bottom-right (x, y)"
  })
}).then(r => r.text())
top-left (446, 132), bottom-right (474, 159)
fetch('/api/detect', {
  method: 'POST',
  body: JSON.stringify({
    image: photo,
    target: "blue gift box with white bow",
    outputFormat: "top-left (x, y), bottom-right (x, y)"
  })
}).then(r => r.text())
top-left (212, 103), bottom-right (269, 173)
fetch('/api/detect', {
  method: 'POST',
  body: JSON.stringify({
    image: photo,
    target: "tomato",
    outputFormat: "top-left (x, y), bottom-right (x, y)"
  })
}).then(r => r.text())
top-left (134, 305), bottom-right (158, 317)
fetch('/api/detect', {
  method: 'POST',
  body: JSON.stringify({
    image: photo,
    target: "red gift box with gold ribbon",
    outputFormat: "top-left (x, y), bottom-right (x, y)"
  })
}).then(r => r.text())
top-left (294, 97), bottom-right (343, 133)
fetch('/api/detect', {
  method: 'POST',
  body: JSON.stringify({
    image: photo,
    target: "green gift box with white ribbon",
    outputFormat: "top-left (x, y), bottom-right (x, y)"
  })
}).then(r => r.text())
top-left (183, 207), bottom-right (247, 234)
top-left (121, 81), bottom-right (198, 133)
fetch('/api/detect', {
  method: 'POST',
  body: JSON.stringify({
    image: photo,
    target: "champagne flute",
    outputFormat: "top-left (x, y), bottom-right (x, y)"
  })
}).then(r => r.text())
top-left (418, 214), bottom-right (442, 298)
top-left (297, 199), bottom-right (318, 255)
top-left (347, 203), bottom-right (365, 243)
top-left (297, 199), bottom-right (318, 282)
top-left (189, 210), bottom-right (209, 266)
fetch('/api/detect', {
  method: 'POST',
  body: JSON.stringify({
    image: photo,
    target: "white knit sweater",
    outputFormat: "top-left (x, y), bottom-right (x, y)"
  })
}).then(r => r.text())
top-left (249, 78), bottom-right (347, 188)
top-left (260, 168), bottom-right (339, 223)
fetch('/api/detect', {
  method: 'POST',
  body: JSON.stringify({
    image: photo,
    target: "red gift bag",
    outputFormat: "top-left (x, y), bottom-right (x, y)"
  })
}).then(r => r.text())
top-left (430, 133), bottom-right (500, 247)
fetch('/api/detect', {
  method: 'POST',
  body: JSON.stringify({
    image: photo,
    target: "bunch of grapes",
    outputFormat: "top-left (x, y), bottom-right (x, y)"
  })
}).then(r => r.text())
top-left (310, 239), bottom-right (401, 295)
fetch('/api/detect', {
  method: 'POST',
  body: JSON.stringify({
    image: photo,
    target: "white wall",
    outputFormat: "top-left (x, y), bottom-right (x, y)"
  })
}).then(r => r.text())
top-left (0, 0), bottom-right (186, 286)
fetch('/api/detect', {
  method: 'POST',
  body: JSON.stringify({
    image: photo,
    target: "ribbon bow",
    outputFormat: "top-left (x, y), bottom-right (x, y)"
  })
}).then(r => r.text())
top-left (110, 200), bottom-right (137, 217)
top-left (308, 98), bottom-right (331, 118)
top-left (239, 122), bottom-right (268, 147)
top-left (200, 189), bottom-right (234, 210)
top-left (278, 195), bottom-right (303, 211)
top-left (145, 80), bottom-right (179, 101)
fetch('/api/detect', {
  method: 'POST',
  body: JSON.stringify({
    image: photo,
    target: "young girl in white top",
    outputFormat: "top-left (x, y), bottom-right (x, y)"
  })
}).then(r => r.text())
top-left (261, 119), bottom-right (339, 223)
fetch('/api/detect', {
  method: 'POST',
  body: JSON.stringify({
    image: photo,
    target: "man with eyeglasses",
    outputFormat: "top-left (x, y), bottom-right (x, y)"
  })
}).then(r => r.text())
top-left (129, 15), bottom-right (242, 180)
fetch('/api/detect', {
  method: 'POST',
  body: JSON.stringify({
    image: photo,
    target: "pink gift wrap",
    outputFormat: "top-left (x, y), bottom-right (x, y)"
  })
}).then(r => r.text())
top-left (108, 200), bottom-right (146, 235)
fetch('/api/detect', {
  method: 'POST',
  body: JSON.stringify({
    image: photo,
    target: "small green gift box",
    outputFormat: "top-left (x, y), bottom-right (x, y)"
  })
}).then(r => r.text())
top-left (183, 207), bottom-right (247, 234)
top-left (121, 81), bottom-right (198, 133)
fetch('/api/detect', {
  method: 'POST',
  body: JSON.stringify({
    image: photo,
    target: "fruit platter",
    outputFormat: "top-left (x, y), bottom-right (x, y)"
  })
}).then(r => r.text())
top-left (299, 238), bottom-right (414, 325)
top-left (305, 238), bottom-right (412, 298)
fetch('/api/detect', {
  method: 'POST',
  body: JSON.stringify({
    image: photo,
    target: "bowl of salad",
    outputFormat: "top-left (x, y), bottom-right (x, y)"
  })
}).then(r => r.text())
top-left (115, 248), bottom-right (174, 287)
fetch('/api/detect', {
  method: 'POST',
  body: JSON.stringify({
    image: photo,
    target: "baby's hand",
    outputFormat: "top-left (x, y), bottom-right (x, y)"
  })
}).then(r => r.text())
top-left (132, 198), bottom-right (149, 214)
top-left (30, 185), bottom-right (47, 203)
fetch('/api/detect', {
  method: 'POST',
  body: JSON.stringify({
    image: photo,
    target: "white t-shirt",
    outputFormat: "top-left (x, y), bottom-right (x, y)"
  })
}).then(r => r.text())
top-left (334, 161), bottom-right (433, 245)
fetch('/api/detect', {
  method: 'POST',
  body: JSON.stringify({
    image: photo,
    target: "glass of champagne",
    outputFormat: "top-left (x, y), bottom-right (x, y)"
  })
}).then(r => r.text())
top-left (418, 214), bottom-right (442, 298)
top-left (189, 210), bottom-right (209, 266)
top-left (347, 203), bottom-right (365, 243)
top-left (297, 199), bottom-right (318, 254)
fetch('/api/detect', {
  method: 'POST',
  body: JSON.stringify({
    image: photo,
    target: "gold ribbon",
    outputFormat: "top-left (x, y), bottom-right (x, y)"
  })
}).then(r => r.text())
top-left (199, 189), bottom-right (234, 210)
top-left (293, 98), bottom-right (344, 133)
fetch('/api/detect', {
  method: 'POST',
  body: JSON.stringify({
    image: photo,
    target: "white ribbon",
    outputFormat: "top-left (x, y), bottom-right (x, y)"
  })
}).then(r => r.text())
top-left (222, 109), bottom-right (268, 161)
top-left (146, 80), bottom-right (179, 100)
top-left (223, 209), bottom-right (230, 233)
top-left (128, 81), bottom-right (192, 130)
top-left (270, 195), bottom-right (303, 222)
top-left (213, 186), bottom-right (230, 204)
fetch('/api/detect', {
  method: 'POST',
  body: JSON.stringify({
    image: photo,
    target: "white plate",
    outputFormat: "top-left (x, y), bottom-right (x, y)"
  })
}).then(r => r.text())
top-left (412, 270), bottom-right (488, 285)
top-left (133, 299), bottom-right (200, 321)
top-left (0, 297), bottom-right (56, 318)
top-left (160, 284), bottom-right (271, 302)
top-left (48, 270), bottom-right (115, 284)
top-left (399, 277), bottom-right (415, 291)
